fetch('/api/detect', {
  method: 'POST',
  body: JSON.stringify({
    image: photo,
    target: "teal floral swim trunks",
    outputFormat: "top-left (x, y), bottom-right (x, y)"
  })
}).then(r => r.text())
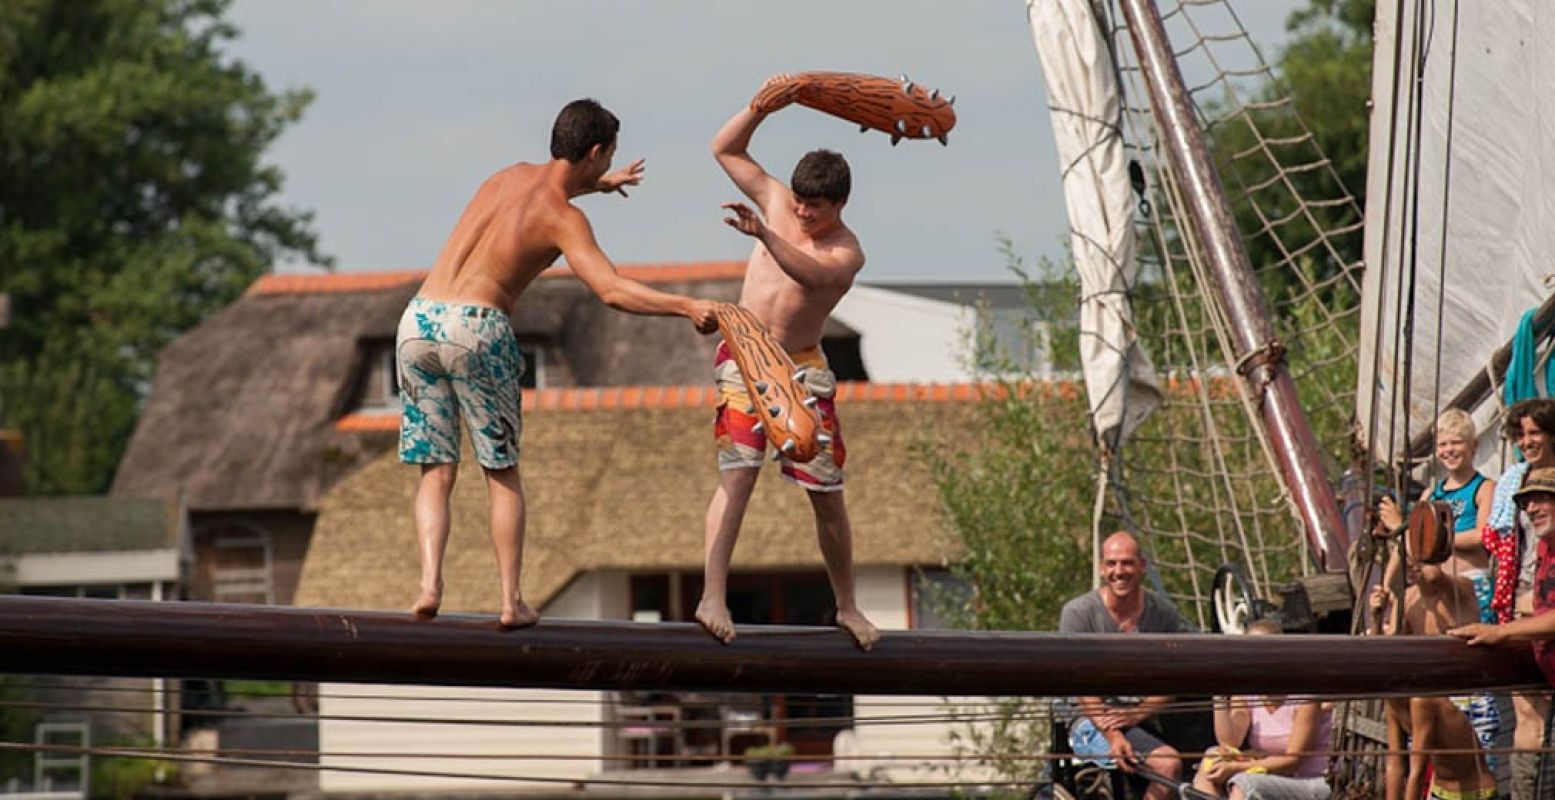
top-left (396, 296), bottom-right (525, 469)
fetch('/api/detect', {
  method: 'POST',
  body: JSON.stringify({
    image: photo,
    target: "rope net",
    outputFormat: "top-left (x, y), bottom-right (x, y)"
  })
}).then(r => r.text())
top-left (1089, 0), bottom-right (1364, 627)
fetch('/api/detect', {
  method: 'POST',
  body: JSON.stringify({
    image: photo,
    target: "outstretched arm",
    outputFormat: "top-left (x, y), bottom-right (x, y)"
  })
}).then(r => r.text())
top-left (594, 157), bottom-right (646, 197)
top-left (554, 209), bottom-right (717, 332)
top-left (1451, 608), bottom-right (1555, 644)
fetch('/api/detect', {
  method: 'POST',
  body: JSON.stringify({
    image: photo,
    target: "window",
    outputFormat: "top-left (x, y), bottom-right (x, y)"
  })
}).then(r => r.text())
top-left (820, 336), bottom-right (868, 382)
top-left (910, 568), bottom-right (971, 630)
top-left (195, 523), bottom-right (274, 604)
top-left (630, 574), bottom-right (670, 623)
top-left (972, 309), bottom-right (1056, 377)
top-left (20, 585), bottom-right (124, 600)
top-left (348, 342), bottom-right (400, 411)
top-left (518, 342), bottom-right (542, 389)
top-left (33, 721), bottom-right (88, 797)
top-left (379, 346), bottom-right (400, 407)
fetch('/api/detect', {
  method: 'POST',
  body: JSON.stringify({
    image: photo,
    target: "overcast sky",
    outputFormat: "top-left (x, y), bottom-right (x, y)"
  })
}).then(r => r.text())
top-left (226, 1), bottom-right (1304, 283)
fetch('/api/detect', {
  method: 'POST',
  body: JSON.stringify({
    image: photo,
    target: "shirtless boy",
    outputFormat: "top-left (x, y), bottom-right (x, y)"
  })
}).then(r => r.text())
top-left (696, 76), bottom-right (879, 650)
top-left (1369, 563), bottom-right (1498, 800)
top-left (397, 99), bottom-right (718, 627)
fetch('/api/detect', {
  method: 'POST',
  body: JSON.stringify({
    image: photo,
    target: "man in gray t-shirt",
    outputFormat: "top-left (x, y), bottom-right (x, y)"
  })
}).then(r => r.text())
top-left (1058, 532), bottom-right (1187, 800)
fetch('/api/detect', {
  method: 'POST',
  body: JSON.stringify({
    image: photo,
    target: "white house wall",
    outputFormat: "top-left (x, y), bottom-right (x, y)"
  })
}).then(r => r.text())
top-left (543, 569), bottom-right (629, 620)
top-left (847, 566), bottom-right (995, 785)
top-left (317, 684), bottom-right (606, 792)
top-left (13, 549), bottom-right (181, 586)
top-left (831, 286), bottom-right (972, 382)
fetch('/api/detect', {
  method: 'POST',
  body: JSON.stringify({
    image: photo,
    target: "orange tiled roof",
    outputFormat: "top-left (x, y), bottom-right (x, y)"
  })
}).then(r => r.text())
top-left (249, 261), bottom-right (746, 296)
top-left (332, 381), bottom-right (1029, 432)
top-left (249, 270), bottom-right (427, 295)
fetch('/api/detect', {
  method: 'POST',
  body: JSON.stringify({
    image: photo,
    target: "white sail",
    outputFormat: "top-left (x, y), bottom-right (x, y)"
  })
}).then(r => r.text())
top-left (1028, 0), bottom-right (1161, 451)
top-left (1360, 0), bottom-right (1555, 469)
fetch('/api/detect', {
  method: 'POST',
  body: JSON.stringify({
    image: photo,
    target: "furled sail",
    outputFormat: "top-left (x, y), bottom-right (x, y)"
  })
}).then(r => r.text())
top-left (1028, 0), bottom-right (1161, 453)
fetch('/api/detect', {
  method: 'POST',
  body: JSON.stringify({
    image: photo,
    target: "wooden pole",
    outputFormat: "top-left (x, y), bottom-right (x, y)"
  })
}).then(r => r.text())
top-left (0, 596), bottom-right (1539, 696)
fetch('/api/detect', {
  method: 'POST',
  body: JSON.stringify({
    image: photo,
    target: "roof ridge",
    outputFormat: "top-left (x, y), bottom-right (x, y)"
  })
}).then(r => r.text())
top-left (250, 261), bottom-right (748, 296)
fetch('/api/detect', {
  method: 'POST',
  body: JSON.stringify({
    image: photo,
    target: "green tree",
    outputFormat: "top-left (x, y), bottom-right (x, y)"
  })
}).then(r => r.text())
top-left (926, 242), bottom-right (1093, 634)
top-left (0, 0), bottom-right (329, 494)
top-left (1209, 0), bottom-right (1373, 300)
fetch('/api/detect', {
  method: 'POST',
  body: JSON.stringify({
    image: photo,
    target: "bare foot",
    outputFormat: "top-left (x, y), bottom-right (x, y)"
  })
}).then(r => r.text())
top-left (837, 608), bottom-right (880, 651)
top-left (695, 600), bottom-right (737, 644)
top-left (499, 601), bottom-right (540, 629)
top-left (411, 584), bottom-right (442, 619)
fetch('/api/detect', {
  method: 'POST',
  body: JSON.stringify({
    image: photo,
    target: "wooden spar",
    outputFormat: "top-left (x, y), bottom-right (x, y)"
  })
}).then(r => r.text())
top-left (0, 596), bottom-right (1540, 696)
top-left (1116, 0), bottom-right (1350, 572)
top-left (1404, 290), bottom-right (1555, 460)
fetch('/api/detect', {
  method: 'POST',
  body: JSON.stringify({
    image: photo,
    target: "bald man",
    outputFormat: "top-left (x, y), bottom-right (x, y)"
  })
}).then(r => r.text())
top-left (1059, 532), bottom-right (1188, 800)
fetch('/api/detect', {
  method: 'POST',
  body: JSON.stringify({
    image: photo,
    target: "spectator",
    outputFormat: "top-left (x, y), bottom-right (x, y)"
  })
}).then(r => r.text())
top-left (1371, 557), bottom-right (1498, 800)
top-left (1376, 408), bottom-right (1495, 621)
top-left (1478, 399), bottom-right (1555, 799)
top-left (1453, 464), bottom-right (1555, 799)
top-left (1191, 619), bottom-right (1332, 800)
top-left (1058, 531), bottom-right (1187, 800)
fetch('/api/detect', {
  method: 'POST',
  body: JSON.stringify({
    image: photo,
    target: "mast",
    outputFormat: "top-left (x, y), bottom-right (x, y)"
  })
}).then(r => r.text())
top-left (1116, 0), bottom-right (1351, 572)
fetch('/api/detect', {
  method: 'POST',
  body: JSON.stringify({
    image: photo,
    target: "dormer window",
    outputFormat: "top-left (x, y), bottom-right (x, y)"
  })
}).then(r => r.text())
top-left (355, 341), bottom-right (400, 412)
top-left (517, 341), bottom-right (543, 390)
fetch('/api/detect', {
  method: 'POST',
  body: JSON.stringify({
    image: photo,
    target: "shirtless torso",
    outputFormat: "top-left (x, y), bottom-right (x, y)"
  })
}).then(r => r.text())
top-left (1375, 572), bottom-right (1496, 800)
top-left (733, 200), bottom-right (860, 351)
top-left (416, 161), bottom-right (569, 312)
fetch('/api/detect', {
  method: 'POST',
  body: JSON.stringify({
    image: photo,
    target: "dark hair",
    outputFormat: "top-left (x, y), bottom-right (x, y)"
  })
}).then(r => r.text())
top-left (1505, 398), bottom-right (1555, 441)
top-left (550, 99), bottom-right (619, 163)
top-left (790, 149), bottom-right (851, 203)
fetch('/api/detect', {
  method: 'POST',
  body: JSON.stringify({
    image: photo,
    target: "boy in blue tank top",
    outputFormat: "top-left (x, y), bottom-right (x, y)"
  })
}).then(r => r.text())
top-left (1378, 408), bottom-right (1497, 621)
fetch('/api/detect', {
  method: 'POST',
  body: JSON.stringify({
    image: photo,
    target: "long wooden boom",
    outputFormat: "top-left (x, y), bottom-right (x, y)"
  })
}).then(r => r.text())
top-left (0, 596), bottom-right (1540, 696)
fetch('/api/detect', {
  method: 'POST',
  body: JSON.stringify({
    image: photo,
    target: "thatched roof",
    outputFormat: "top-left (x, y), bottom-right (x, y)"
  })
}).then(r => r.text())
top-left (111, 281), bottom-right (417, 512)
top-left (112, 263), bottom-right (823, 512)
top-left (294, 390), bottom-right (977, 613)
top-left (0, 496), bottom-right (182, 555)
